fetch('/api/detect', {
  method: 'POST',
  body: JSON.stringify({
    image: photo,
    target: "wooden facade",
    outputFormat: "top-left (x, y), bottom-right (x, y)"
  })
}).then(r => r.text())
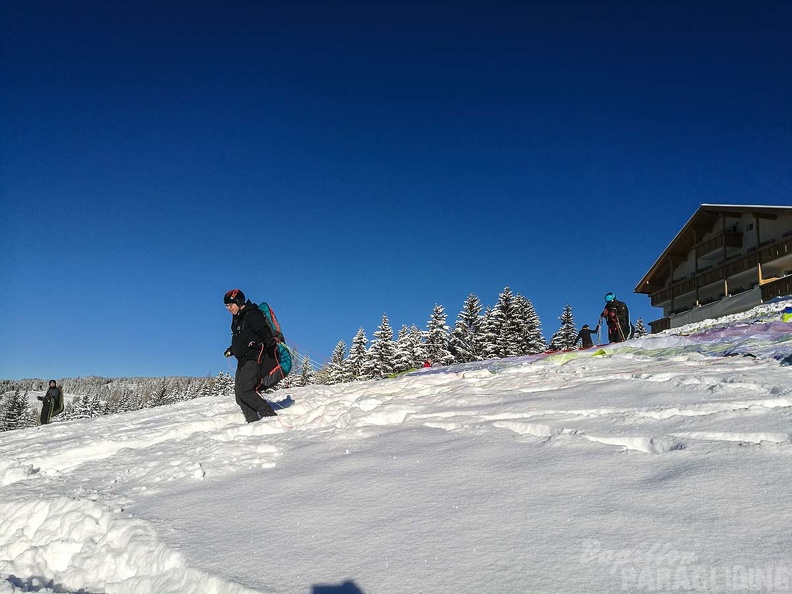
top-left (634, 205), bottom-right (792, 333)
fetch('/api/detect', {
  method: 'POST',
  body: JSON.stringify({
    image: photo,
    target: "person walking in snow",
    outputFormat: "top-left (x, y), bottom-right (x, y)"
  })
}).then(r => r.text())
top-left (574, 323), bottom-right (599, 349)
top-left (223, 289), bottom-right (280, 422)
top-left (601, 292), bottom-right (633, 343)
top-left (37, 380), bottom-right (61, 425)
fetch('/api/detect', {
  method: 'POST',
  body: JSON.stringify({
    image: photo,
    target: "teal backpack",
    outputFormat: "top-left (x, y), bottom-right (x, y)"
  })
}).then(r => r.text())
top-left (259, 302), bottom-right (292, 377)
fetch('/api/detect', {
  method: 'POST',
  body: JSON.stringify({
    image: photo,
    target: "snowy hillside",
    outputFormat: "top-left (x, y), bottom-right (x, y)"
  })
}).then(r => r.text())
top-left (2, 299), bottom-right (792, 593)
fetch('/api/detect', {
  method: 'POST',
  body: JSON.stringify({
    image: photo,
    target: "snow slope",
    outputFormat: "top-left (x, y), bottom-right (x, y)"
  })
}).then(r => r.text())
top-left (2, 299), bottom-right (792, 593)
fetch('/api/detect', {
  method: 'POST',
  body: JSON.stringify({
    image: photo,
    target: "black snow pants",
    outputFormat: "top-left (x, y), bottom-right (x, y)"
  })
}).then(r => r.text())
top-left (235, 359), bottom-right (278, 423)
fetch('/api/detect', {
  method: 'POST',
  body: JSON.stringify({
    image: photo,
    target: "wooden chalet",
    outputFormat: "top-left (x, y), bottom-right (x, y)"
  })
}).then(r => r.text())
top-left (635, 204), bottom-right (792, 333)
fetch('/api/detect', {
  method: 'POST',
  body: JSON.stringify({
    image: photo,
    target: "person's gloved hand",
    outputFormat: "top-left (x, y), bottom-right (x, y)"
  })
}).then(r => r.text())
top-left (224, 348), bottom-right (232, 358)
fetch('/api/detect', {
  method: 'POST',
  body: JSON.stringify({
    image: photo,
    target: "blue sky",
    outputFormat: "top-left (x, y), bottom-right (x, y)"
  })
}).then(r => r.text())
top-left (1, 1), bottom-right (790, 379)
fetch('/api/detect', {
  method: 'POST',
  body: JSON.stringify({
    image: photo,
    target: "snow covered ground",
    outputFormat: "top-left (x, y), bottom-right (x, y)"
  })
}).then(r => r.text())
top-left (2, 299), bottom-right (792, 593)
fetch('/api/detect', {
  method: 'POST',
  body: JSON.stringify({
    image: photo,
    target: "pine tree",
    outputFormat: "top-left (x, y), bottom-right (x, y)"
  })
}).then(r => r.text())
top-left (215, 371), bottom-right (235, 397)
top-left (2, 390), bottom-right (37, 431)
top-left (197, 377), bottom-right (214, 399)
top-left (515, 294), bottom-right (547, 354)
top-left (346, 328), bottom-right (371, 381)
top-left (425, 304), bottom-right (453, 366)
top-left (298, 357), bottom-right (315, 386)
top-left (365, 314), bottom-right (397, 378)
top-left (392, 325), bottom-right (412, 373)
top-left (634, 318), bottom-right (649, 338)
top-left (64, 394), bottom-right (92, 420)
top-left (449, 293), bottom-right (484, 363)
top-left (92, 393), bottom-right (109, 416)
top-left (115, 391), bottom-right (141, 414)
top-left (169, 379), bottom-right (190, 403)
top-left (404, 324), bottom-right (427, 369)
top-left (487, 287), bottom-right (523, 358)
top-left (548, 304), bottom-right (578, 351)
top-left (145, 381), bottom-right (171, 408)
top-left (479, 306), bottom-right (499, 359)
top-left (324, 340), bottom-right (350, 385)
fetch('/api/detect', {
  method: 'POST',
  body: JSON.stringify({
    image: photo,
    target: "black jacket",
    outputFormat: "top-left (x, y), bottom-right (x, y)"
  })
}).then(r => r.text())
top-left (602, 299), bottom-right (629, 330)
top-left (575, 326), bottom-right (598, 348)
top-left (601, 299), bottom-right (632, 341)
top-left (229, 301), bottom-right (277, 363)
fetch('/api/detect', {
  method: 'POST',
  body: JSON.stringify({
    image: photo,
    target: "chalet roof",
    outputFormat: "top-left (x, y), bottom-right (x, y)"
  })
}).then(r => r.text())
top-left (634, 204), bottom-right (792, 295)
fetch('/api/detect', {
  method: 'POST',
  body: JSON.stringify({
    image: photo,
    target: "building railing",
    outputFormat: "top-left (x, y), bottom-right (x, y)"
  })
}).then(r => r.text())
top-left (724, 253), bottom-right (757, 277)
top-left (758, 236), bottom-right (792, 264)
top-left (649, 236), bottom-right (792, 307)
top-left (649, 317), bottom-right (671, 333)
top-left (761, 276), bottom-right (792, 301)
top-left (695, 231), bottom-right (742, 258)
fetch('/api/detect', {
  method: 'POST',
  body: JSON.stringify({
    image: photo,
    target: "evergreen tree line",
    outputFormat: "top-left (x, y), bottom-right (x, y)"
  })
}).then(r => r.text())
top-left (314, 287), bottom-right (649, 385)
top-left (315, 287), bottom-right (598, 384)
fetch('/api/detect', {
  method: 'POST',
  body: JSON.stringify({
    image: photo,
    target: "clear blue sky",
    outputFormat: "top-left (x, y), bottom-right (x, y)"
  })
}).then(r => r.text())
top-left (1, 1), bottom-right (790, 380)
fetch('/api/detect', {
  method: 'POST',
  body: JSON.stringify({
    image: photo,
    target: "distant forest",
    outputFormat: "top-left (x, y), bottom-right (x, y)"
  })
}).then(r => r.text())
top-left (0, 374), bottom-right (234, 432)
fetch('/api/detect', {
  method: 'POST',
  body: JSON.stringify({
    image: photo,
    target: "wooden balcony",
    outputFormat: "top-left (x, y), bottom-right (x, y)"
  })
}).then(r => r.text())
top-left (651, 287), bottom-right (671, 306)
top-left (698, 267), bottom-right (725, 287)
top-left (649, 317), bottom-right (671, 333)
top-left (758, 236), bottom-right (792, 264)
top-left (761, 276), bottom-right (792, 300)
top-left (695, 231), bottom-right (742, 258)
top-left (724, 253), bottom-right (757, 276)
top-left (676, 278), bottom-right (697, 296)
top-left (649, 235), bottom-right (792, 308)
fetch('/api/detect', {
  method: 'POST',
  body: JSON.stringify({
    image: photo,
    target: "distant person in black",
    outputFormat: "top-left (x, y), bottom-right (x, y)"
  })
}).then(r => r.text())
top-left (37, 380), bottom-right (61, 425)
top-left (574, 323), bottom-right (599, 349)
top-left (223, 289), bottom-right (280, 423)
top-left (601, 292), bottom-right (633, 343)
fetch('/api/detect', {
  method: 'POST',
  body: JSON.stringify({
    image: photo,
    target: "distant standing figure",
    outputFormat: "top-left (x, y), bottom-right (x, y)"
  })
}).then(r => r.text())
top-left (601, 292), bottom-right (633, 343)
top-left (423, 360), bottom-right (432, 368)
top-left (574, 323), bottom-right (599, 349)
top-left (223, 289), bottom-right (280, 423)
top-left (37, 380), bottom-right (61, 425)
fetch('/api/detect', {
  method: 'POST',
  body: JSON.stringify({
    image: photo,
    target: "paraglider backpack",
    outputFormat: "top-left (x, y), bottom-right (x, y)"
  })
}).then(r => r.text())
top-left (52, 387), bottom-right (64, 416)
top-left (613, 300), bottom-right (634, 339)
top-left (258, 302), bottom-right (292, 377)
top-left (614, 300), bottom-right (629, 322)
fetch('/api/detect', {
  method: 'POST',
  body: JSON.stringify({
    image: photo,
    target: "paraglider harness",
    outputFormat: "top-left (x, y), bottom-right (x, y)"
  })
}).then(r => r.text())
top-left (52, 387), bottom-right (64, 416)
top-left (255, 302), bottom-right (293, 387)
